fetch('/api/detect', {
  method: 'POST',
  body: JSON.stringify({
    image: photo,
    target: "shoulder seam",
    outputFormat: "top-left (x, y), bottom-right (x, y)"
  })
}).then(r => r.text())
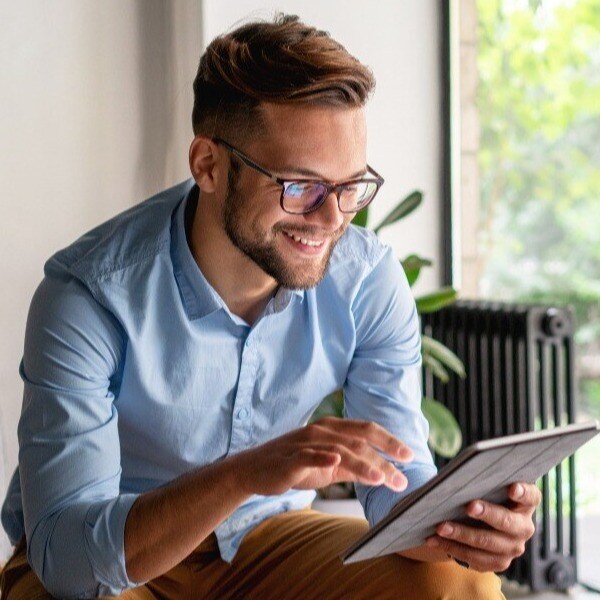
top-left (71, 239), bottom-right (170, 285)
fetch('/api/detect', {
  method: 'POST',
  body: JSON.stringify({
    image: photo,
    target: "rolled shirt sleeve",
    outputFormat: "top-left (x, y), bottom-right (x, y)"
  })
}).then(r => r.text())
top-left (343, 247), bottom-right (438, 528)
top-left (18, 258), bottom-right (142, 598)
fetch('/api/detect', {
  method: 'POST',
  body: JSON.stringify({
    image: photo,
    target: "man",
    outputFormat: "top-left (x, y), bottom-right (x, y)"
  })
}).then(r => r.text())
top-left (0, 15), bottom-right (539, 599)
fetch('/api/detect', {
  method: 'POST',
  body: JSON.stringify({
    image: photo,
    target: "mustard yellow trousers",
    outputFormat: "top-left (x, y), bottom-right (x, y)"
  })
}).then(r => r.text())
top-left (0, 509), bottom-right (505, 599)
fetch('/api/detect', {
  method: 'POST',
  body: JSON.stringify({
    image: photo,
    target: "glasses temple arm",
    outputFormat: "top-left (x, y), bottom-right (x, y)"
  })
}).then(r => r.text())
top-left (213, 137), bottom-right (279, 183)
top-left (366, 164), bottom-right (385, 183)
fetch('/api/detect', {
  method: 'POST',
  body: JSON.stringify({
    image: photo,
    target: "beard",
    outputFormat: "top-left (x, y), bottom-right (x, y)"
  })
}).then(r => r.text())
top-left (222, 169), bottom-right (345, 290)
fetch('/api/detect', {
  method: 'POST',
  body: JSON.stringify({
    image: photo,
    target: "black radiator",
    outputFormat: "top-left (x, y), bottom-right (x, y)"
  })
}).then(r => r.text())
top-left (420, 301), bottom-right (578, 591)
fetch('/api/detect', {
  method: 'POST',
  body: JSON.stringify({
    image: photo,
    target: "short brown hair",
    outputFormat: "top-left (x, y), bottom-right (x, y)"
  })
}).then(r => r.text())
top-left (192, 14), bottom-right (375, 143)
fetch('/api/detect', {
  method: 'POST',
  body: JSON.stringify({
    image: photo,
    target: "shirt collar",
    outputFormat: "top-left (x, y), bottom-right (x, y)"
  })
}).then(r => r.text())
top-left (170, 183), bottom-right (303, 322)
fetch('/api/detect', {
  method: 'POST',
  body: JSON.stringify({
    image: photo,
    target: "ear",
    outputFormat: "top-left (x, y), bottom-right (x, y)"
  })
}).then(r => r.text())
top-left (189, 136), bottom-right (222, 194)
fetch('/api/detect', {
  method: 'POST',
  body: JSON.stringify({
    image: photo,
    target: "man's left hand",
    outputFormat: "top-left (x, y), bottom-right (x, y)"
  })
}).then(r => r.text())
top-left (425, 482), bottom-right (541, 572)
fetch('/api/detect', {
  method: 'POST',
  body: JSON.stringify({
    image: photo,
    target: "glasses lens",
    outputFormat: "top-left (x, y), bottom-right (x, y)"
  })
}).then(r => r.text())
top-left (338, 181), bottom-right (378, 212)
top-left (282, 183), bottom-right (328, 214)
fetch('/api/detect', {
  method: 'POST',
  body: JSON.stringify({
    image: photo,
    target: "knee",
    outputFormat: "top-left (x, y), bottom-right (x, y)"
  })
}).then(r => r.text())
top-left (1, 570), bottom-right (54, 600)
top-left (355, 555), bottom-right (505, 600)
top-left (439, 562), bottom-right (505, 600)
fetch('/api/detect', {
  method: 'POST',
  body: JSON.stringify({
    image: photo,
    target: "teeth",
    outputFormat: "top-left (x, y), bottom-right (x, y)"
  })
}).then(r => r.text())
top-left (283, 231), bottom-right (324, 247)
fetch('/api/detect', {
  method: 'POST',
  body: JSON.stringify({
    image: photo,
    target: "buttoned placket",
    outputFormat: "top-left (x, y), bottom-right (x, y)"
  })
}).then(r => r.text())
top-left (225, 289), bottom-right (300, 455)
top-left (227, 329), bottom-right (258, 453)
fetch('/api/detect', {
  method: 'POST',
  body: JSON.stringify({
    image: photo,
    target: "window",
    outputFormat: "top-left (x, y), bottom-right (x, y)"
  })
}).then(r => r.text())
top-left (449, 0), bottom-right (600, 587)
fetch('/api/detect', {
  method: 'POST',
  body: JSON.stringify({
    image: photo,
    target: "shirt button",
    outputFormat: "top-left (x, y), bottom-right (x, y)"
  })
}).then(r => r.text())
top-left (237, 408), bottom-right (249, 420)
top-left (245, 338), bottom-right (251, 348)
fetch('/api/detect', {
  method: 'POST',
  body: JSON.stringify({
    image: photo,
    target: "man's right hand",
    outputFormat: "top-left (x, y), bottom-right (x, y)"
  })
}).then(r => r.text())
top-left (235, 417), bottom-right (414, 496)
top-left (125, 417), bottom-right (414, 583)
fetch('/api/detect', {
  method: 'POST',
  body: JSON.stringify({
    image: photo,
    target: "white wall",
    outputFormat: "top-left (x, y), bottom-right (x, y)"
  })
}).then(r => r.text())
top-left (0, 0), bottom-right (441, 554)
top-left (202, 0), bottom-right (443, 292)
top-left (0, 0), bottom-right (202, 501)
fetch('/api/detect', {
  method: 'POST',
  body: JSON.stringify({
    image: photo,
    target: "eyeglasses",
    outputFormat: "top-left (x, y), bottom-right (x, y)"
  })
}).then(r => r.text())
top-left (213, 137), bottom-right (384, 215)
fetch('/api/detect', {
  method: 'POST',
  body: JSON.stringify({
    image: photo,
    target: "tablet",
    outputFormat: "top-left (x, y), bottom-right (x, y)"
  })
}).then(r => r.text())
top-left (341, 420), bottom-right (600, 564)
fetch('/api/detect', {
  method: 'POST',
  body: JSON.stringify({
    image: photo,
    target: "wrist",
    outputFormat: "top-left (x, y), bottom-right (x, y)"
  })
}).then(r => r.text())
top-left (221, 450), bottom-right (255, 497)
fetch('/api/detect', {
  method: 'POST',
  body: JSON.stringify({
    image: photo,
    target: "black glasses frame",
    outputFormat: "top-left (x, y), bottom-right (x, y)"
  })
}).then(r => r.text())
top-left (213, 137), bottom-right (385, 215)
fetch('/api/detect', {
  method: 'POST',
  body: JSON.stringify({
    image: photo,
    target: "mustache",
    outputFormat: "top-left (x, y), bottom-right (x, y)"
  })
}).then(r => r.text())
top-left (275, 223), bottom-right (346, 239)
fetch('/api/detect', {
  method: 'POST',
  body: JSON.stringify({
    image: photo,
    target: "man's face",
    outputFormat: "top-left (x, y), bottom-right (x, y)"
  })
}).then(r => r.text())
top-left (221, 103), bottom-right (367, 290)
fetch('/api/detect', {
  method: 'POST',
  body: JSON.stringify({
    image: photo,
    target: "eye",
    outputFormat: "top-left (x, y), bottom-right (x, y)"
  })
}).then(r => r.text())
top-left (284, 183), bottom-right (308, 198)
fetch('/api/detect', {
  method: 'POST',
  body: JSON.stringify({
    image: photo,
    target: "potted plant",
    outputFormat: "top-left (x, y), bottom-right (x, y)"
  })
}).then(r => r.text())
top-left (311, 191), bottom-right (465, 515)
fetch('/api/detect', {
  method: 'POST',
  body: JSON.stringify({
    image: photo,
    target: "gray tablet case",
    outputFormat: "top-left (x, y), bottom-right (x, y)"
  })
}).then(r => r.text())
top-left (342, 421), bottom-right (600, 564)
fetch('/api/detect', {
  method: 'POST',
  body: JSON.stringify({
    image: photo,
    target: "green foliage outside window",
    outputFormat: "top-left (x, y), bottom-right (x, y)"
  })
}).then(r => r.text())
top-left (475, 0), bottom-right (600, 520)
top-left (476, 0), bottom-right (600, 419)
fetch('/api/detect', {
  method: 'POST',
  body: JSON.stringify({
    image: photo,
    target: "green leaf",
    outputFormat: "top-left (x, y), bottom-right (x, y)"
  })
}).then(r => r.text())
top-left (421, 335), bottom-right (466, 378)
top-left (373, 190), bottom-right (423, 234)
top-left (401, 254), bottom-right (432, 287)
top-left (415, 287), bottom-right (457, 314)
top-left (310, 390), bottom-right (344, 422)
top-left (422, 354), bottom-right (450, 383)
top-left (421, 397), bottom-right (463, 458)
top-left (351, 207), bottom-right (369, 228)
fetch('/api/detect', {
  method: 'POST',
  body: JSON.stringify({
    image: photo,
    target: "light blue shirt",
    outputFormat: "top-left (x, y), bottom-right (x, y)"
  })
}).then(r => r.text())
top-left (1, 179), bottom-right (436, 598)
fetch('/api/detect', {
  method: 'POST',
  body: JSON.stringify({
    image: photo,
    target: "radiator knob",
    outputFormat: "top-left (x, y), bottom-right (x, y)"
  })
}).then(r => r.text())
top-left (546, 558), bottom-right (576, 589)
top-left (542, 309), bottom-right (571, 337)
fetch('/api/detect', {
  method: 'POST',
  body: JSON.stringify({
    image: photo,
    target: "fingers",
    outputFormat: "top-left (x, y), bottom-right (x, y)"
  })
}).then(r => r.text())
top-left (293, 418), bottom-right (414, 492)
top-left (426, 536), bottom-right (515, 573)
top-left (311, 417), bottom-right (414, 462)
top-left (463, 500), bottom-right (536, 540)
top-left (425, 491), bottom-right (538, 573)
top-left (260, 419), bottom-right (412, 496)
top-left (296, 448), bottom-right (341, 468)
top-left (432, 520), bottom-right (526, 558)
top-left (304, 443), bottom-right (407, 491)
top-left (507, 482), bottom-right (542, 508)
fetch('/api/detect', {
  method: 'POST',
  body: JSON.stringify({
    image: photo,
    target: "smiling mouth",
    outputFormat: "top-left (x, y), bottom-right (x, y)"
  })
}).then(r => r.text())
top-left (282, 230), bottom-right (325, 248)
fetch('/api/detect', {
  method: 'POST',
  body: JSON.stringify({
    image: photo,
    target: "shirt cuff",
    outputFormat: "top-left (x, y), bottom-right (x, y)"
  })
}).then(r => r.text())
top-left (84, 493), bottom-right (144, 594)
top-left (355, 465), bottom-right (438, 528)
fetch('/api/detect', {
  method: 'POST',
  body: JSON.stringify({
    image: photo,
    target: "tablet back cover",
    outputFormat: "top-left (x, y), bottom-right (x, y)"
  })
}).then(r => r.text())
top-left (342, 422), bottom-right (599, 564)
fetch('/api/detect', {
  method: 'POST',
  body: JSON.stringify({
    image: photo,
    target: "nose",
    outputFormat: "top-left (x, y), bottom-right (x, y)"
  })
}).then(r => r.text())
top-left (304, 191), bottom-right (344, 232)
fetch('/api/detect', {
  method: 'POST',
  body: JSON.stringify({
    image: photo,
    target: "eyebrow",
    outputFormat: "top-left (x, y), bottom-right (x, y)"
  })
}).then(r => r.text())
top-left (276, 165), bottom-right (368, 181)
